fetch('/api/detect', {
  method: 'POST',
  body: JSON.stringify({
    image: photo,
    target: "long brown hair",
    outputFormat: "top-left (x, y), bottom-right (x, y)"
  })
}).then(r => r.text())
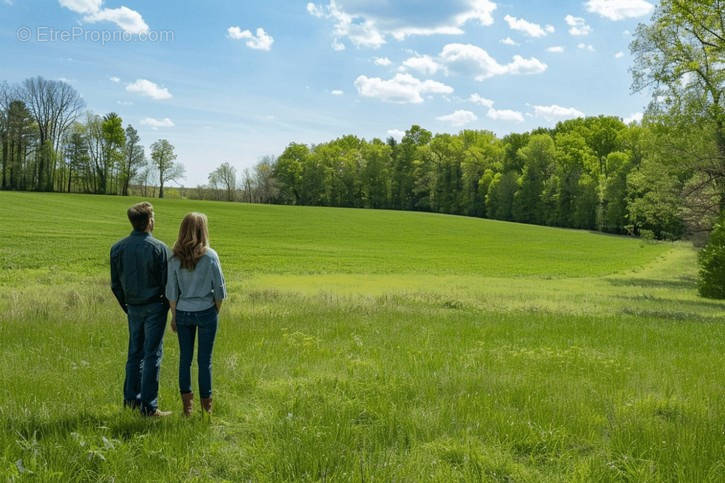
top-left (172, 212), bottom-right (209, 270)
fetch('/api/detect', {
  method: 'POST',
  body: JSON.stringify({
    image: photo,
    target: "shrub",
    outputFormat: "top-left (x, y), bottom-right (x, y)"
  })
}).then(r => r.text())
top-left (698, 214), bottom-right (725, 299)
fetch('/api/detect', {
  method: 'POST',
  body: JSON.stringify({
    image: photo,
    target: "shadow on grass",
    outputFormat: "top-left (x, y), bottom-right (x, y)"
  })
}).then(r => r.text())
top-left (607, 277), bottom-right (696, 290)
top-left (618, 308), bottom-right (722, 322)
top-left (4, 409), bottom-right (201, 443)
top-left (613, 294), bottom-right (725, 310)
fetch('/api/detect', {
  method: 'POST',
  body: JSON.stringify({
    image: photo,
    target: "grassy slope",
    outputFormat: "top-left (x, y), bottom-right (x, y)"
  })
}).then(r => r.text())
top-left (1, 191), bottom-right (667, 279)
top-left (0, 191), bottom-right (723, 482)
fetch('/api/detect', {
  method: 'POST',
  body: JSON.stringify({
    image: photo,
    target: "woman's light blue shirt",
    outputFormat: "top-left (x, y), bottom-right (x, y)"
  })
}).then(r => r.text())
top-left (166, 247), bottom-right (227, 312)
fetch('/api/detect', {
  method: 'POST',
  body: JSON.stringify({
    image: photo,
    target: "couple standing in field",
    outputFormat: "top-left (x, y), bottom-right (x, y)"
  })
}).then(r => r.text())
top-left (110, 202), bottom-right (227, 417)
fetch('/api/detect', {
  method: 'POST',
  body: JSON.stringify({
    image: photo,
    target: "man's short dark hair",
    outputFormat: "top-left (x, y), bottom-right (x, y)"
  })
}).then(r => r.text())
top-left (127, 202), bottom-right (154, 231)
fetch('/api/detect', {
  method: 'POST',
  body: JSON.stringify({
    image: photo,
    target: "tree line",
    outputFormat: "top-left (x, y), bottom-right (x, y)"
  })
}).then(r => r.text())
top-left (214, 116), bottom-right (699, 241)
top-left (0, 77), bottom-right (185, 198)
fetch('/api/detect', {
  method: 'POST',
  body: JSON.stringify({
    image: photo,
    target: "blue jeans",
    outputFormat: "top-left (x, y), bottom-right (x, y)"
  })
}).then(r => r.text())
top-left (124, 301), bottom-right (168, 415)
top-left (176, 305), bottom-right (218, 398)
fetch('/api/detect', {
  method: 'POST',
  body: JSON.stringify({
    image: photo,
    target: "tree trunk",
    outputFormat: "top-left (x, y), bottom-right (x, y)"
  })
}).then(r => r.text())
top-left (1, 134), bottom-right (7, 190)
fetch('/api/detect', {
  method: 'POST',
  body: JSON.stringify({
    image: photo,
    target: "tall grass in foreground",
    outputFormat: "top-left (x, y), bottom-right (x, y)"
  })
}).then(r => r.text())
top-left (1, 281), bottom-right (723, 481)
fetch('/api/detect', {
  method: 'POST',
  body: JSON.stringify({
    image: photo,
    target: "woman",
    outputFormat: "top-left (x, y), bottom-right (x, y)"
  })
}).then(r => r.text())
top-left (166, 212), bottom-right (226, 416)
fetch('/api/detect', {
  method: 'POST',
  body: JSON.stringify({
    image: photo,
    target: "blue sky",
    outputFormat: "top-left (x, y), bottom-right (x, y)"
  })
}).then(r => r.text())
top-left (1, 0), bottom-right (656, 186)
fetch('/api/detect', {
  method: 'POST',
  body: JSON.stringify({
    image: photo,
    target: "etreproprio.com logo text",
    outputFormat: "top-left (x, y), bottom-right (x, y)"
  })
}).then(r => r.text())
top-left (17, 26), bottom-right (174, 45)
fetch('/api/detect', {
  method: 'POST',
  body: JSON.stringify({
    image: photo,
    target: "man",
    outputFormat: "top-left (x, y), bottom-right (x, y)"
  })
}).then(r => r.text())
top-left (110, 202), bottom-right (172, 417)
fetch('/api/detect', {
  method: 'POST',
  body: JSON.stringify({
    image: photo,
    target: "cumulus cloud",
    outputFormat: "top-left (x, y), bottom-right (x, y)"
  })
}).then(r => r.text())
top-left (354, 73), bottom-right (453, 103)
top-left (305, 1), bottom-right (385, 49)
top-left (439, 43), bottom-right (547, 81)
top-left (614, 51), bottom-right (625, 58)
top-left (585, 0), bottom-right (654, 20)
top-left (126, 79), bottom-right (172, 100)
top-left (577, 43), bottom-right (595, 52)
top-left (331, 89), bottom-right (344, 95)
top-left (306, 0), bottom-right (497, 49)
top-left (487, 108), bottom-right (524, 122)
top-left (140, 117), bottom-right (174, 129)
top-left (505, 55), bottom-right (548, 75)
top-left (547, 46), bottom-right (564, 53)
top-left (503, 14), bottom-right (554, 38)
top-left (469, 93), bottom-right (494, 108)
top-left (564, 15), bottom-right (591, 36)
top-left (59, 0), bottom-right (148, 34)
top-left (624, 112), bottom-right (643, 124)
top-left (533, 104), bottom-right (584, 121)
top-left (59, 0), bottom-right (102, 14)
top-left (306, 2), bottom-right (324, 17)
top-left (468, 94), bottom-right (523, 122)
top-left (387, 129), bottom-right (405, 140)
top-left (437, 109), bottom-right (478, 127)
top-left (374, 56), bottom-right (392, 66)
top-left (109, 76), bottom-right (120, 83)
top-left (499, 37), bottom-right (519, 46)
top-left (227, 27), bottom-right (274, 51)
top-left (401, 54), bottom-right (443, 75)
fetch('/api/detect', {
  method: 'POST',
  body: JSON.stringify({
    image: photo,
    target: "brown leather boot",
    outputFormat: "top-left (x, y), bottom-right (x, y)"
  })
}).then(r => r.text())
top-left (181, 392), bottom-right (194, 417)
top-left (201, 397), bottom-right (212, 414)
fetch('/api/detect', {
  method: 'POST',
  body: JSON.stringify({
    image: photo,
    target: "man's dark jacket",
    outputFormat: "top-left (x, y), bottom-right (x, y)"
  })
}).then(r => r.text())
top-left (110, 231), bottom-right (168, 313)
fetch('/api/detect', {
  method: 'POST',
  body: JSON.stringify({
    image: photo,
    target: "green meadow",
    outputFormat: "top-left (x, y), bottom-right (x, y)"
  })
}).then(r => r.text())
top-left (0, 191), bottom-right (723, 481)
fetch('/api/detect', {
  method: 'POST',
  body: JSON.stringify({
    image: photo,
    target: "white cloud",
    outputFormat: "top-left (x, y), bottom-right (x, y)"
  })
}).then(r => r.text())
top-left (614, 51), bottom-right (625, 58)
top-left (437, 109), bottom-right (478, 127)
top-left (499, 37), bottom-right (519, 46)
top-left (116, 100), bottom-right (133, 106)
top-left (402, 54), bottom-right (443, 75)
top-left (546, 46), bottom-right (565, 53)
top-left (306, 2), bottom-right (324, 17)
top-left (387, 129), bottom-right (405, 140)
top-left (468, 94), bottom-right (523, 122)
top-left (140, 117), bottom-right (174, 129)
top-left (59, 0), bottom-right (101, 14)
top-left (505, 55), bottom-right (548, 75)
top-left (389, 25), bottom-right (466, 40)
top-left (374, 56), bottom-right (392, 66)
top-left (503, 15), bottom-right (554, 38)
top-left (452, 0), bottom-right (498, 27)
top-left (439, 43), bottom-right (547, 81)
top-left (623, 112), bottom-right (643, 124)
top-left (227, 27), bottom-right (274, 51)
top-left (564, 15), bottom-right (591, 36)
top-left (354, 73), bottom-right (453, 104)
top-left (305, 1), bottom-right (385, 49)
top-left (585, 0), bottom-right (654, 21)
top-left (469, 93), bottom-right (494, 108)
top-left (577, 43), bottom-right (595, 51)
top-left (306, 0), bottom-right (497, 49)
top-left (533, 104), bottom-right (584, 121)
top-left (331, 89), bottom-right (344, 95)
top-left (126, 79), bottom-right (172, 100)
top-left (84, 7), bottom-right (149, 34)
top-left (109, 76), bottom-right (120, 83)
top-left (487, 108), bottom-right (524, 122)
top-left (59, 0), bottom-right (148, 34)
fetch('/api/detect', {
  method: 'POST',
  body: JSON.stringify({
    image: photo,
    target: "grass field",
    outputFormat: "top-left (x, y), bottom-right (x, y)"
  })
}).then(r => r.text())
top-left (0, 191), bottom-right (723, 481)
